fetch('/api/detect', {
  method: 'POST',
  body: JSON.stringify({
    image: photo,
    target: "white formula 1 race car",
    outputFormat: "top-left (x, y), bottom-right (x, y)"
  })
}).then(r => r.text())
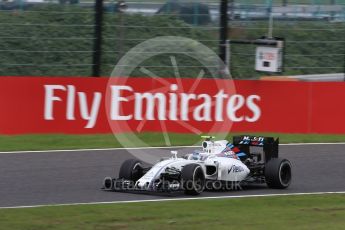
top-left (103, 136), bottom-right (292, 195)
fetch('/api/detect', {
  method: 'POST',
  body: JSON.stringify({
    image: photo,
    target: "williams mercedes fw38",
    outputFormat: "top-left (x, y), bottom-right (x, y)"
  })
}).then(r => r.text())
top-left (103, 136), bottom-right (292, 195)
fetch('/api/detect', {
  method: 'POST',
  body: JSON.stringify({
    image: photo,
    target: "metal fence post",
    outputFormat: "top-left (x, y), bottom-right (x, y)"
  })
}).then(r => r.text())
top-left (92, 0), bottom-right (104, 77)
top-left (219, 0), bottom-right (229, 64)
top-left (193, 2), bottom-right (199, 26)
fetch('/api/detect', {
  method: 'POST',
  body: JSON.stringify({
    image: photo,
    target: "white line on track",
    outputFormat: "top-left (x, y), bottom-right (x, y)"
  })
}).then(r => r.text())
top-left (1, 191), bottom-right (345, 209)
top-left (0, 146), bottom-right (197, 154)
top-left (1, 142), bottom-right (345, 154)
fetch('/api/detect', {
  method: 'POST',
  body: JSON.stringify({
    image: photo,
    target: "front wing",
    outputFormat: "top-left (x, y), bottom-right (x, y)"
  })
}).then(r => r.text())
top-left (102, 177), bottom-right (182, 193)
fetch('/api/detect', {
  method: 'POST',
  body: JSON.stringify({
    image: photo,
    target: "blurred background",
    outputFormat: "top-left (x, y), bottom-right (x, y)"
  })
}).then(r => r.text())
top-left (0, 0), bottom-right (344, 79)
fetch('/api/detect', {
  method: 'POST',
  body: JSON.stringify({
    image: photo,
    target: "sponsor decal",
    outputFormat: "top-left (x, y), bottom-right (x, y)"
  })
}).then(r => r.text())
top-left (239, 136), bottom-right (264, 146)
top-left (43, 83), bottom-right (261, 129)
top-left (228, 165), bottom-right (245, 174)
top-left (2, 77), bottom-right (345, 135)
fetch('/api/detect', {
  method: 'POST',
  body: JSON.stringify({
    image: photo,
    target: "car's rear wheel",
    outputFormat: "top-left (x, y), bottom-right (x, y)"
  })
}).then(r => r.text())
top-left (265, 158), bottom-right (292, 189)
top-left (181, 164), bottom-right (205, 195)
top-left (119, 159), bottom-right (143, 182)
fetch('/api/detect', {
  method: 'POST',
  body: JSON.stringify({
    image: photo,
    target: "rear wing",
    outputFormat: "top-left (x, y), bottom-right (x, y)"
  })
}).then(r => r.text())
top-left (232, 135), bottom-right (279, 162)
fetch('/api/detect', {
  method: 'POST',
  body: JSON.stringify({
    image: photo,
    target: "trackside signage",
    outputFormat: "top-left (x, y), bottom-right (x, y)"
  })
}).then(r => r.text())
top-left (1, 77), bottom-right (345, 134)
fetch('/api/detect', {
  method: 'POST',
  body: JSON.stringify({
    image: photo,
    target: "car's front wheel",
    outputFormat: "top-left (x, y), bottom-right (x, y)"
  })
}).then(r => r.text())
top-left (118, 159), bottom-right (143, 182)
top-left (181, 164), bottom-right (205, 195)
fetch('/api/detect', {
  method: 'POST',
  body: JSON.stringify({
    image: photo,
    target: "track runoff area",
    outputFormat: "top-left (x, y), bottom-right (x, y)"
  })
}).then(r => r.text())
top-left (0, 142), bottom-right (345, 209)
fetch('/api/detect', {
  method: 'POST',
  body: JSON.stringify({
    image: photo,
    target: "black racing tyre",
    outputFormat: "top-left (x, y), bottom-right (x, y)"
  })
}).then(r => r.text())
top-left (265, 158), bottom-right (292, 189)
top-left (181, 164), bottom-right (205, 195)
top-left (118, 159), bottom-right (143, 182)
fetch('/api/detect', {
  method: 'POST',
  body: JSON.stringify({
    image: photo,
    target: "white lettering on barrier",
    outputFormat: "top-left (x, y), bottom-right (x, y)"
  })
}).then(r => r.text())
top-left (66, 85), bottom-right (76, 120)
top-left (246, 95), bottom-right (261, 122)
top-left (194, 94), bottom-right (211, 121)
top-left (44, 85), bottom-right (102, 128)
top-left (180, 93), bottom-right (196, 121)
top-left (227, 95), bottom-right (245, 122)
top-left (78, 92), bottom-right (102, 128)
top-left (110, 85), bottom-right (132, 121)
top-left (169, 84), bottom-right (178, 121)
top-left (44, 84), bottom-right (262, 129)
top-left (134, 93), bottom-right (166, 121)
top-left (214, 90), bottom-right (227, 122)
top-left (44, 85), bottom-right (66, 120)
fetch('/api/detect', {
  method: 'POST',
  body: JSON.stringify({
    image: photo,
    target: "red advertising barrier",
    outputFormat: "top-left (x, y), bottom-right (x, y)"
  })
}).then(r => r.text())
top-left (0, 76), bottom-right (344, 135)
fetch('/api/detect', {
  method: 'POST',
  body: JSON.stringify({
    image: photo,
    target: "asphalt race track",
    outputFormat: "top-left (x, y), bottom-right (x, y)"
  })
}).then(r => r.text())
top-left (0, 144), bottom-right (345, 208)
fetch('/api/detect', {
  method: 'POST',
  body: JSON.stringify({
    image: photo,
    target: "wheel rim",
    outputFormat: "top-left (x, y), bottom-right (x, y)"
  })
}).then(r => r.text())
top-left (279, 162), bottom-right (292, 186)
top-left (131, 163), bottom-right (142, 181)
top-left (193, 166), bottom-right (205, 192)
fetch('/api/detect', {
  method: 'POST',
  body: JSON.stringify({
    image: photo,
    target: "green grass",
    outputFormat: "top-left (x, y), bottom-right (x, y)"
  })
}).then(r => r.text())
top-left (0, 194), bottom-right (345, 229)
top-left (1, 132), bottom-right (345, 151)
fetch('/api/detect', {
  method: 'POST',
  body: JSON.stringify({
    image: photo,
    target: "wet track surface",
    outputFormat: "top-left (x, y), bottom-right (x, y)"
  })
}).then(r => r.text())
top-left (0, 144), bottom-right (344, 207)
